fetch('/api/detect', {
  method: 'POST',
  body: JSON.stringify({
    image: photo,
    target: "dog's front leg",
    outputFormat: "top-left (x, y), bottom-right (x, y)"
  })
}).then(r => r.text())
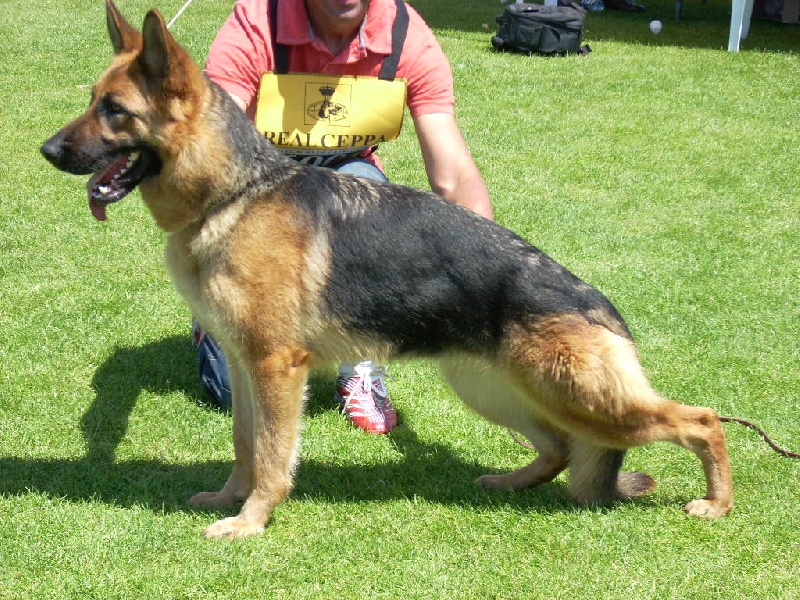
top-left (188, 360), bottom-right (254, 510)
top-left (202, 347), bottom-right (309, 539)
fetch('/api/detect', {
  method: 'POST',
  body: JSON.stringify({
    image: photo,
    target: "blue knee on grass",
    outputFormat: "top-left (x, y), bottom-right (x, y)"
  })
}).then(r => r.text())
top-left (197, 333), bottom-right (232, 412)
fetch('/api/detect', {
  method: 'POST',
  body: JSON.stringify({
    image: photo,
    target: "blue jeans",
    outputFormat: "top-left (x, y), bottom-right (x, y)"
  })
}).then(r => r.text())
top-left (334, 158), bottom-right (389, 182)
top-left (196, 158), bottom-right (388, 411)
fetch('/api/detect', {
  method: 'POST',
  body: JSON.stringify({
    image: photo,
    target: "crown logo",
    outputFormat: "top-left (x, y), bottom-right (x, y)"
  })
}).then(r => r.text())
top-left (305, 82), bottom-right (349, 125)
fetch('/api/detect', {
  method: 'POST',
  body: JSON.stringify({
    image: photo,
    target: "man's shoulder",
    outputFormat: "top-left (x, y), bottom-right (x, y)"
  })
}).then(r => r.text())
top-left (402, 1), bottom-right (439, 39)
top-left (236, 0), bottom-right (270, 17)
top-left (396, 2), bottom-right (448, 68)
top-left (368, 0), bottom-right (438, 42)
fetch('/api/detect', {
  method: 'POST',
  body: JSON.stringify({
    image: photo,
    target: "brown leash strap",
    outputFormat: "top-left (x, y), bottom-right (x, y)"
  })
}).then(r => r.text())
top-left (719, 416), bottom-right (800, 459)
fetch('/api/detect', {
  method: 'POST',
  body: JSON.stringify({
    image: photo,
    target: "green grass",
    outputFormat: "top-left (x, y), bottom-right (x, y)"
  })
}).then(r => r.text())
top-left (1, 0), bottom-right (799, 597)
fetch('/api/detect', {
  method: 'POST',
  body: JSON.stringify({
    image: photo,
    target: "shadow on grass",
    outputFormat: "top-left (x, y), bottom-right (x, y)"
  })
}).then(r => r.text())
top-left (0, 454), bottom-right (579, 517)
top-left (0, 336), bottom-right (633, 516)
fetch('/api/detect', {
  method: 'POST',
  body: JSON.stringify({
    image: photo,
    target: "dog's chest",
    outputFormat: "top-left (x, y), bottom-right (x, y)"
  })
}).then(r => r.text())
top-left (164, 230), bottom-right (206, 314)
top-left (165, 202), bottom-right (249, 306)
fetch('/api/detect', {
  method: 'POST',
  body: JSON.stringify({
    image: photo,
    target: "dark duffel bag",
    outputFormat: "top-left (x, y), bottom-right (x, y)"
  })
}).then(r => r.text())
top-left (491, 3), bottom-right (590, 56)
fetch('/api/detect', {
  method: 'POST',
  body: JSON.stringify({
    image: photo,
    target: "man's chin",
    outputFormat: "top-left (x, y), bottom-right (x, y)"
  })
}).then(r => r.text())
top-left (312, 0), bottom-right (370, 25)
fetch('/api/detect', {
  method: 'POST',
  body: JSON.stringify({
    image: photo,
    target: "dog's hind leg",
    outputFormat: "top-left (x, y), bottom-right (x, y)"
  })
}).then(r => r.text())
top-left (202, 347), bottom-right (309, 539)
top-left (476, 423), bottom-right (569, 490)
top-left (506, 316), bottom-right (731, 516)
top-left (556, 342), bottom-right (732, 514)
top-left (576, 401), bottom-right (732, 516)
top-left (646, 402), bottom-right (733, 517)
top-left (567, 442), bottom-right (657, 505)
top-left (439, 356), bottom-right (569, 490)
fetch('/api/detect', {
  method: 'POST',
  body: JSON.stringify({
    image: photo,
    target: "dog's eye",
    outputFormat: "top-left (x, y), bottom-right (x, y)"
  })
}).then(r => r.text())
top-left (99, 96), bottom-right (130, 119)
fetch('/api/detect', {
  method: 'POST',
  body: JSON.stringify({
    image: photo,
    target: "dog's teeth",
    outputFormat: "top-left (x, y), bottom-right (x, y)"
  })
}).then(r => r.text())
top-left (126, 152), bottom-right (140, 169)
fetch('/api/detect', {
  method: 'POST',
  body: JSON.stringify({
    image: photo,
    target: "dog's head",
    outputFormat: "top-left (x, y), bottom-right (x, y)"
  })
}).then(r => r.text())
top-left (40, 0), bottom-right (202, 221)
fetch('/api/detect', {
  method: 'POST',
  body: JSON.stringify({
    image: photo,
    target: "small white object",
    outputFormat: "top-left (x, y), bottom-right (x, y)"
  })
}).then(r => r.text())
top-left (649, 20), bottom-right (663, 34)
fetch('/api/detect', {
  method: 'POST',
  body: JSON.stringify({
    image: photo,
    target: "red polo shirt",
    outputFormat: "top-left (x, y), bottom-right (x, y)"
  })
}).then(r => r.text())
top-left (204, 0), bottom-right (455, 121)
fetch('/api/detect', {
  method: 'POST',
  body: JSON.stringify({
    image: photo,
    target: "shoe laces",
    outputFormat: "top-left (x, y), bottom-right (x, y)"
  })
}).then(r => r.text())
top-left (340, 365), bottom-right (390, 408)
top-left (365, 365), bottom-right (390, 405)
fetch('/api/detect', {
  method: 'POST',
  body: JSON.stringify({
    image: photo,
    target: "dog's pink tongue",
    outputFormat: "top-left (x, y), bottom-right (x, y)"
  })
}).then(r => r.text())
top-left (89, 199), bottom-right (107, 221)
top-left (86, 155), bottom-right (130, 221)
top-left (86, 172), bottom-right (106, 221)
top-left (87, 171), bottom-right (108, 221)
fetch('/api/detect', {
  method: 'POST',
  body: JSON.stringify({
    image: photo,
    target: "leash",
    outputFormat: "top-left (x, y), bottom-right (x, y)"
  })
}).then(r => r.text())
top-left (718, 416), bottom-right (800, 459)
top-left (509, 417), bottom-right (800, 458)
top-left (166, 0), bottom-right (195, 29)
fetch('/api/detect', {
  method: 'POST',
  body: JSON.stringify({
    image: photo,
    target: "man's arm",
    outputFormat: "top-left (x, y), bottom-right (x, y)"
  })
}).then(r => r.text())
top-left (227, 92), bottom-right (248, 113)
top-left (413, 112), bottom-right (494, 221)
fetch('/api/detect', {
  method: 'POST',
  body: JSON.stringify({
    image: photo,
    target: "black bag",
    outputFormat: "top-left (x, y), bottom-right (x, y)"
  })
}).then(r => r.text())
top-left (491, 3), bottom-right (590, 56)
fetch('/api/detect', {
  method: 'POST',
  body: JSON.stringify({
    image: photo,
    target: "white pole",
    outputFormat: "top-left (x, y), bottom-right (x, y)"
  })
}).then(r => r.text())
top-left (167, 0), bottom-right (195, 29)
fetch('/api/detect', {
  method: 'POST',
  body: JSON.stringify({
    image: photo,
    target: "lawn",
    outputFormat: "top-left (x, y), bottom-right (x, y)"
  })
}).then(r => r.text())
top-left (0, 0), bottom-right (798, 598)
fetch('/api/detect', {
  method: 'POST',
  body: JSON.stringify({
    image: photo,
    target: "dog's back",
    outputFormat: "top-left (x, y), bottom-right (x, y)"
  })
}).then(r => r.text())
top-left (299, 169), bottom-right (633, 356)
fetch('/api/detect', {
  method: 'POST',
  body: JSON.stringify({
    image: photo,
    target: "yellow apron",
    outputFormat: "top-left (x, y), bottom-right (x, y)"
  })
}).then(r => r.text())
top-left (256, 72), bottom-right (407, 167)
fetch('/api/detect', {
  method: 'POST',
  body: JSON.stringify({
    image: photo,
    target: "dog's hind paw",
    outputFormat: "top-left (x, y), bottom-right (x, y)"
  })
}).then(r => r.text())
top-left (683, 498), bottom-right (732, 518)
top-left (203, 516), bottom-right (265, 539)
top-left (475, 473), bottom-right (519, 491)
top-left (616, 471), bottom-right (658, 500)
top-left (188, 490), bottom-right (239, 510)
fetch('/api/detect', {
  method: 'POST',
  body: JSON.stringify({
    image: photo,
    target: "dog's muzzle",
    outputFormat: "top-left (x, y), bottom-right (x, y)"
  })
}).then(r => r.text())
top-left (41, 132), bottom-right (160, 221)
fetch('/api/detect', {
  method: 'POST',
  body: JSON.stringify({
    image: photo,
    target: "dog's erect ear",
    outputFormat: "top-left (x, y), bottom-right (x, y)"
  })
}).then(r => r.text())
top-left (139, 9), bottom-right (172, 79)
top-left (106, 0), bottom-right (140, 54)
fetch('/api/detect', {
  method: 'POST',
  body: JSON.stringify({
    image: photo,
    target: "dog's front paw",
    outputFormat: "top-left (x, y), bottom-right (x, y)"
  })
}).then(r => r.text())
top-left (203, 516), bottom-right (265, 539)
top-left (683, 498), bottom-right (732, 518)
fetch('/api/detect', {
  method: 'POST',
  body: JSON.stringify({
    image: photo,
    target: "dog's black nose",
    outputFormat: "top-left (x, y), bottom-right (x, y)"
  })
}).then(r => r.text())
top-left (40, 135), bottom-right (64, 166)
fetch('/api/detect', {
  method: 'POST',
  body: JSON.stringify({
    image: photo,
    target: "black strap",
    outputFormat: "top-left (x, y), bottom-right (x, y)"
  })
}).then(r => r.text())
top-left (268, 0), bottom-right (408, 79)
top-left (378, 0), bottom-right (409, 81)
top-left (269, 0), bottom-right (289, 74)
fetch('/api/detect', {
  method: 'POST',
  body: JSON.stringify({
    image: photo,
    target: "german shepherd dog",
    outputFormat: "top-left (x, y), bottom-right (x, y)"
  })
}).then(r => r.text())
top-left (41, 1), bottom-right (733, 538)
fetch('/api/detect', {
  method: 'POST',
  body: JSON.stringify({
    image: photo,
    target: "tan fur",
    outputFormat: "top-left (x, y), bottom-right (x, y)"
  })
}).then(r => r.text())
top-left (41, 2), bottom-right (734, 538)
